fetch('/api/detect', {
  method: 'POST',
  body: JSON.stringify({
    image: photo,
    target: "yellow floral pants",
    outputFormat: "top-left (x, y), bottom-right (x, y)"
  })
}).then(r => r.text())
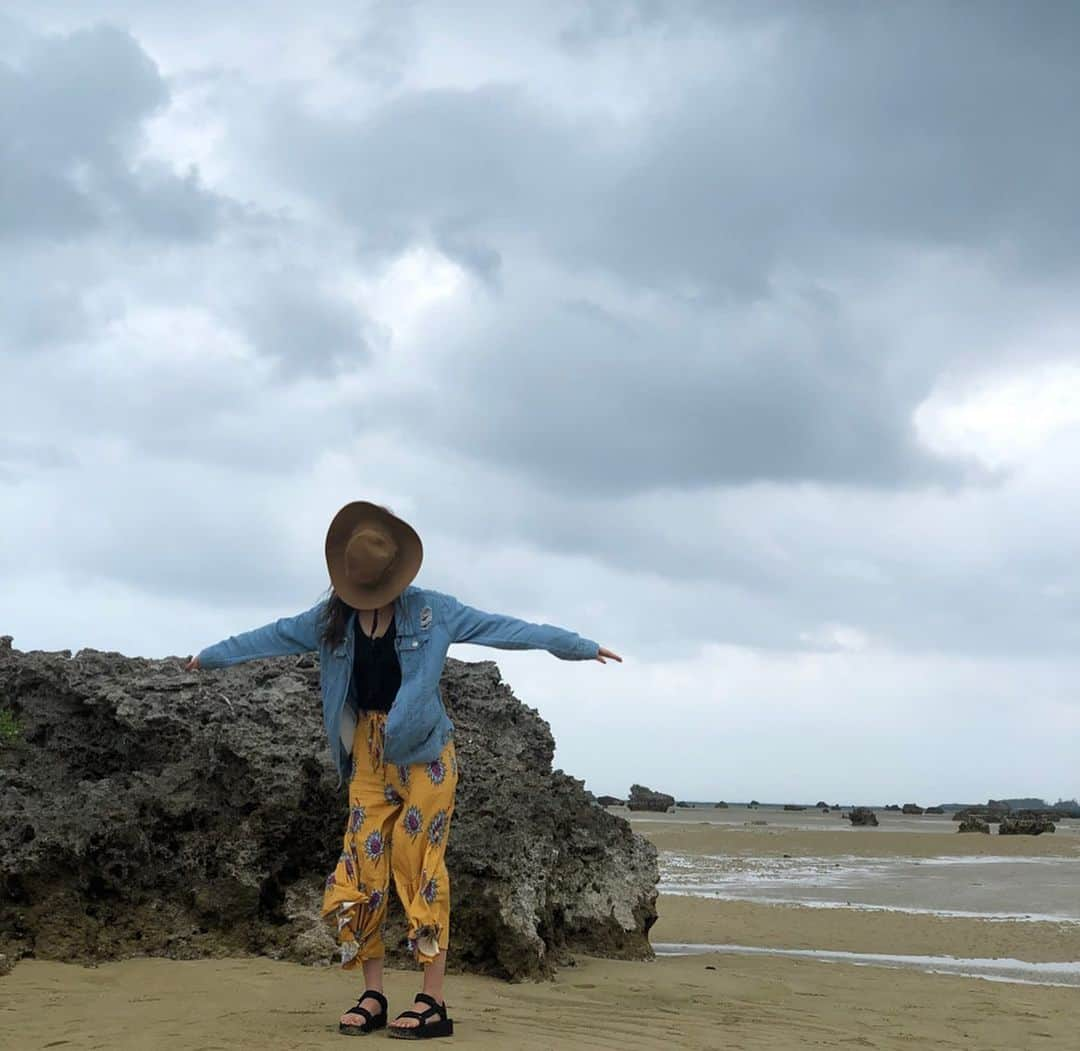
top-left (321, 710), bottom-right (458, 968)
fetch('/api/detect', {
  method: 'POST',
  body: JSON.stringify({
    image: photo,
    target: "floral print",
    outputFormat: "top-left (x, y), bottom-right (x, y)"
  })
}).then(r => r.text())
top-left (427, 808), bottom-right (448, 847)
top-left (421, 876), bottom-right (439, 905)
top-left (321, 711), bottom-right (457, 970)
top-left (341, 851), bottom-right (356, 881)
top-left (364, 829), bottom-right (385, 861)
top-left (402, 804), bottom-right (423, 839)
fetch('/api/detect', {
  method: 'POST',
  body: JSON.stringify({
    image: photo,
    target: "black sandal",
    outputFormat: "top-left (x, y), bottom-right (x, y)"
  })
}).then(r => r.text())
top-left (339, 988), bottom-right (388, 1036)
top-left (386, 992), bottom-right (454, 1040)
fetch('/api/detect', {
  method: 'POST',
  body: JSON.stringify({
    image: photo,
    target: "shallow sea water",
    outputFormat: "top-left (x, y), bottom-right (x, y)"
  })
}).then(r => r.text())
top-left (653, 943), bottom-right (1080, 988)
top-left (659, 850), bottom-right (1080, 922)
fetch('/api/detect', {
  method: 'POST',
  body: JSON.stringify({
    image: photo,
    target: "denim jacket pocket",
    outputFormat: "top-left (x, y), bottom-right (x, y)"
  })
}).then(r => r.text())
top-left (396, 632), bottom-right (431, 654)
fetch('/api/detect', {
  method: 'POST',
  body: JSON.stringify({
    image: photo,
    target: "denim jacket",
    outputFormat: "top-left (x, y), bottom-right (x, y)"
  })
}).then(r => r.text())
top-left (197, 584), bottom-right (600, 786)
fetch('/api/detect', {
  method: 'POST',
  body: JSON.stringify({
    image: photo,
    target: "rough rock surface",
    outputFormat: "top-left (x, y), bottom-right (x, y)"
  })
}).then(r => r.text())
top-left (847, 808), bottom-right (879, 827)
top-left (999, 813), bottom-right (1056, 836)
top-left (958, 817), bottom-right (991, 834)
top-left (626, 785), bottom-right (674, 813)
top-left (596, 796), bottom-right (624, 808)
top-left (0, 638), bottom-right (658, 979)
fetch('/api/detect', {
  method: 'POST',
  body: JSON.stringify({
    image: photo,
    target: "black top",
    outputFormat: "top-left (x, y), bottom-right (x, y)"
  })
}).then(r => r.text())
top-left (349, 610), bottom-right (402, 714)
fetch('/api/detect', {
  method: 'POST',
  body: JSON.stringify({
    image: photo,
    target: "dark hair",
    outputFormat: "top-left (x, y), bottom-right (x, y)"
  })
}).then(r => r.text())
top-left (319, 587), bottom-right (353, 650)
top-left (319, 501), bottom-right (399, 649)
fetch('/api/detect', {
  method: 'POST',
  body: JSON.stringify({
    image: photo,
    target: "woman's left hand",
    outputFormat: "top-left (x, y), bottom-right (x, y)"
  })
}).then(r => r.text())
top-left (595, 646), bottom-right (622, 664)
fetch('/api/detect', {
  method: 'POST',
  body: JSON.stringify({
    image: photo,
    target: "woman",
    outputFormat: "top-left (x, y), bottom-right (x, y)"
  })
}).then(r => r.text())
top-left (185, 501), bottom-right (621, 1039)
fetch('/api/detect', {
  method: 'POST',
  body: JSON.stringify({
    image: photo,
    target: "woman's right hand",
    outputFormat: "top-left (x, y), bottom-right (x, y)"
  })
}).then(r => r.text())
top-left (184, 655), bottom-right (201, 671)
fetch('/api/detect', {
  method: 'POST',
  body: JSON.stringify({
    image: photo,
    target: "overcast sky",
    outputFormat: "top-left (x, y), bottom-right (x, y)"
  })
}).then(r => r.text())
top-left (3, 2), bottom-right (1079, 804)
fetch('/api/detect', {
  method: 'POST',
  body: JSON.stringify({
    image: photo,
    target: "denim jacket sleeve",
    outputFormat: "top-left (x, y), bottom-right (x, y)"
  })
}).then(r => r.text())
top-left (437, 591), bottom-right (600, 661)
top-left (196, 599), bottom-right (327, 669)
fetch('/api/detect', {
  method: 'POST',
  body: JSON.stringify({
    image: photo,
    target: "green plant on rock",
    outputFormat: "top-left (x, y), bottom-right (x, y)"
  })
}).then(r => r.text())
top-left (0, 708), bottom-right (22, 744)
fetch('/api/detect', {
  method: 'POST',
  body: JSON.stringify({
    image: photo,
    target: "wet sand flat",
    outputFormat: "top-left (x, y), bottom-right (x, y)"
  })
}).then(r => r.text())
top-left (653, 894), bottom-right (1080, 964)
top-left (3, 951), bottom-right (1080, 1051)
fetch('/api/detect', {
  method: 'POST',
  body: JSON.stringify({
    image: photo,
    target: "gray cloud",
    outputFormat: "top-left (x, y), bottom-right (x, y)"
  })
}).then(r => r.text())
top-left (0, 249), bottom-right (90, 350)
top-left (416, 294), bottom-right (965, 495)
top-left (253, 3), bottom-right (1080, 495)
top-left (233, 266), bottom-right (374, 377)
top-left (268, 5), bottom-right (1080, 292)
top-left (0, 436), bottom-right (78, 483)
top-left (0, 23), bottom-right (223, 243)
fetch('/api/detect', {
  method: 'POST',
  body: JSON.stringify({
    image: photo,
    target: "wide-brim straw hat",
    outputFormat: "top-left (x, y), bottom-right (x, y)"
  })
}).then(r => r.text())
top-left (325, 501), bottom-right (423, 610)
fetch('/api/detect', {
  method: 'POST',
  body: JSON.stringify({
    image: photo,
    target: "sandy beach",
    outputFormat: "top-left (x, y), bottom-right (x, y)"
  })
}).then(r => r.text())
top-left (4, 948), bottom-right (1079, 1051)
top-left (3, 810), bottom-right (1079, 1050)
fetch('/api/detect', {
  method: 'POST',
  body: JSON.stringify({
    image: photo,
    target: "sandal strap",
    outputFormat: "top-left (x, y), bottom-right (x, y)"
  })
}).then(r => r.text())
top-left (359, 989), bottom-right (388, 1013)
top-left (391, 994), bottom-right (447, 1029)
top-left (414, 993), bottom-right (445, 1017)
top-left (344, 1005), bottom-right (373, 1023)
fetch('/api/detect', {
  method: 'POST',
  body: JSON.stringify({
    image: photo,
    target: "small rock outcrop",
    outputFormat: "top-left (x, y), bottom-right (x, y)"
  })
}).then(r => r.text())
top-left (783, 804), bottom-right (806, 812)
top-left (714, 801), bottom-right (728, 809)
top-left (958, 817), bottom-right (991, 834)
top-left (596, 795), bottom-right (624, 808)
top-left (0, 642), bottom-right (658, 980)
top-left (999, 812), bottom-right (1056, 836)
top-left (925, 806), bottom-right (945, 815)
top-left (902, 804), bottom-right (925, 815)
top-left (627, 784), bottom-right (674, 813)
top-left (954, 800), bottom-right (1011, 823)
top-left (848, 808), bottom-right (879, 827)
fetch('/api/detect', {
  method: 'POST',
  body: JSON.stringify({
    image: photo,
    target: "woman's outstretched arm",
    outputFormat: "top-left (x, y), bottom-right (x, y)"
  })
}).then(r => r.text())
top-left (435, 590), bottom-right (619, 663)
top-left (186, 598), bottom-right (327, 670)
